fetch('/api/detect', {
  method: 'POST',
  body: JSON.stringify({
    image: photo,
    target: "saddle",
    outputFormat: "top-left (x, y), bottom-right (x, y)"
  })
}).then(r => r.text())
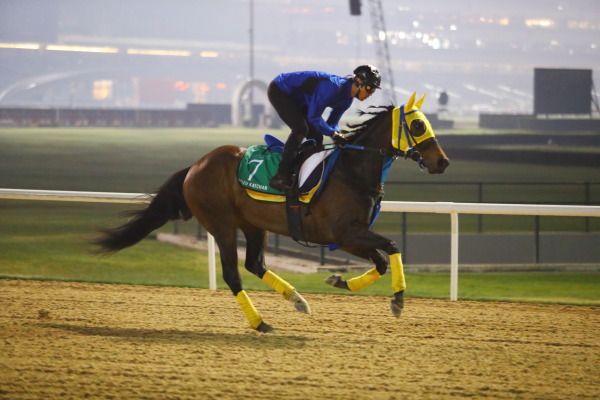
top-left (237, 135), bottom-right (340, 244)
top-left (237, 135), bottom-right (337, 203)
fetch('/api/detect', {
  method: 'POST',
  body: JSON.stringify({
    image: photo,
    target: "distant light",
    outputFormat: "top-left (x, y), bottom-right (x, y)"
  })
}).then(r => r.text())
top-left (412, 20), bottom-right (419, 28)
top-left (200, 51), bottom-right (219, 58)
top-left (378, 31), bottom-right (386, 41)
top-left (0, 42), bottom-right (40, 50)
top-left (93, 80), bottom-right (113, 100)
top-left (450, 24), bottom-right (457, 31)
top-left (46, 44), bottom-right (119, 53)
top-left (323, 7), bottom-right (334, 12)
top-left (525, 19), bottom-right (555, 28)
top-left (127, 48), bottom-right (191, 56)
top-left (216, 83), bottom-right (227, 90)
top-left (174, 81), bottom-right (190, 91)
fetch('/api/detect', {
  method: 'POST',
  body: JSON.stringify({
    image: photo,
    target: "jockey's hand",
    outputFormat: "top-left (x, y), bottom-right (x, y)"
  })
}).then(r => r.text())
top-left (332, 132), bottom-right (347, 145)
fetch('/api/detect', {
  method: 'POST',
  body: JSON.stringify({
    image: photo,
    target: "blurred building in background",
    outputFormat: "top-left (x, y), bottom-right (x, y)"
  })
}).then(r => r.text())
top-left (0, 0), bottom-right (598, 117)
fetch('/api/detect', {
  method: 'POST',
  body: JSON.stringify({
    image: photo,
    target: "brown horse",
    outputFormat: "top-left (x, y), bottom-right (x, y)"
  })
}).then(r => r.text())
top-left (95, 92), bottom-right (449, 332)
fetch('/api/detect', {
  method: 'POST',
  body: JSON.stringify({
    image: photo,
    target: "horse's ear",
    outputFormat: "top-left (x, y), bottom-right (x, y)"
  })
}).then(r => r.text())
top-left (415, 93), bottom-right (426, 109)
top-left (406, 92), bottom-right (417, 111)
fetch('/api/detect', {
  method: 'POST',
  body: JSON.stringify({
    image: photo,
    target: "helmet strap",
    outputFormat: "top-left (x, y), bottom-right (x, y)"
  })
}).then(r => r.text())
top-left (353, 76), bottom-right (365, 98)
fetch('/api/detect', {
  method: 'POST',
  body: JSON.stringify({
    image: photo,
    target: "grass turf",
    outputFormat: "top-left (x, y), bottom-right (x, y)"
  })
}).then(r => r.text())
top-left (1, 199), bottom-right (598, 305)
top-left (0, 127), bottom-right (598, 305)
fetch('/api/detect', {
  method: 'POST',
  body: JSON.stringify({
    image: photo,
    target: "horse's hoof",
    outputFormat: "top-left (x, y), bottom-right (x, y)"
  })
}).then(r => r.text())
top-left (256, 322), bottom-right (276, 333)
top-left (325, 274), bottom-right (342, 286)
top-left (390, 290), bottom-right (405, 318)
top-left (325, 274), bottom-right (349, 290)
top-left (390, 300), bottom-right (403, 317)
top-left (289, 290), bottom-right (312, 314)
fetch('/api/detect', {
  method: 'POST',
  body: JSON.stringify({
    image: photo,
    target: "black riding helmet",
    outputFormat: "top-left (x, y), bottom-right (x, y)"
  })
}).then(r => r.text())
top-left (353, 65), bottom-right (381, 89)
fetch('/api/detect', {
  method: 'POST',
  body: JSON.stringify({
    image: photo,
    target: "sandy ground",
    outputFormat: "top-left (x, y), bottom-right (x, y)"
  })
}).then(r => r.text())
top-left (1, 279), bottom-right (598, 400)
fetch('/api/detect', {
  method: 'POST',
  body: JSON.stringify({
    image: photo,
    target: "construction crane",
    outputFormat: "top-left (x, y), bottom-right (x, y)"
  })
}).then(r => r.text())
top-left (367, 0), bottom-right (397, 104)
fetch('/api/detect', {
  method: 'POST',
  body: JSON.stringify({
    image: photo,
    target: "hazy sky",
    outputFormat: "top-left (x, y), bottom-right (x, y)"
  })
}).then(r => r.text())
top-left (1, 0), bottom-right (598, 112)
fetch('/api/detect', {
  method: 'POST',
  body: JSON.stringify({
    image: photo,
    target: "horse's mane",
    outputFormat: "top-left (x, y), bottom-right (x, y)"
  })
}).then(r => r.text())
top-left (342, 105), bottom-right (395, 139)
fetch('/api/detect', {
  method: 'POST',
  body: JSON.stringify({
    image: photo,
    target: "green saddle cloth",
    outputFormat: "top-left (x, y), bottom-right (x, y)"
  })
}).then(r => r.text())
top-left (237, 145), bottom-right (284, 195)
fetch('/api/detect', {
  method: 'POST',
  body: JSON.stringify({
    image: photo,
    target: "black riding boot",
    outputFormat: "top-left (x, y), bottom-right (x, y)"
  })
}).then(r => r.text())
top-left (269, 146), bottom-right (297, 192)
top-left (269, 172), bottom-right (293, 192)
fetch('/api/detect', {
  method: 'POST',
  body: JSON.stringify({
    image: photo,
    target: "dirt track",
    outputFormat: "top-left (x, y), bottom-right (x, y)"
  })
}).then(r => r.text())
top-left (1, 279), bottom-right (598, 400)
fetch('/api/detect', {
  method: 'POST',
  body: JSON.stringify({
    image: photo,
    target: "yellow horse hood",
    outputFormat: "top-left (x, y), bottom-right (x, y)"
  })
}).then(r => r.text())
top-left (391, 92), bottom-right (436, 153)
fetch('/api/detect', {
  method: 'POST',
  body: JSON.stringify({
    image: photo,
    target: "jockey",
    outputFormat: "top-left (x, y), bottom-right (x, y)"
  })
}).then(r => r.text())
top-left (267, 65), bottom-right (381, 192)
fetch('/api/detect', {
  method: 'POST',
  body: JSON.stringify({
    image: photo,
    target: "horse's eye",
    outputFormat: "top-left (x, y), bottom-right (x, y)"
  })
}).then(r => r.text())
top-left (410, 120), bottom-right (426, 137)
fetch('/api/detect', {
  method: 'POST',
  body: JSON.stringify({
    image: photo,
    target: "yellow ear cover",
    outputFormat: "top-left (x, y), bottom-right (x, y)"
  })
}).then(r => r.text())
top-left (262, 270), bottom-right (295, 299)
top-left (415, 93), bottom-right (426, 109)
top-left (235, 290), bottom-right (263, 329)
top-left (405, 92), bottom-right (417, 111)
top-left (347, 268), bottom-right (381, 292)
top-left (390, 253), bottom-right (406, 293)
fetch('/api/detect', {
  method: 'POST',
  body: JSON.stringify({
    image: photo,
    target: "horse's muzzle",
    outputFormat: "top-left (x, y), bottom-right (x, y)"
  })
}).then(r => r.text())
top-left (427, 157), bottom-right (450, 174)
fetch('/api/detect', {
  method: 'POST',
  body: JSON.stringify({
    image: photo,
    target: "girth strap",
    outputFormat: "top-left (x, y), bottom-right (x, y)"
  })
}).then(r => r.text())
top-left (285, 195), bottom-right (306, 243)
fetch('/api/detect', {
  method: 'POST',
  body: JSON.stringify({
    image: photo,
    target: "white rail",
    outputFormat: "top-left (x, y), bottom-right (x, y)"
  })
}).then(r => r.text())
top-left (382, 201), bottom-right (600, 300)
top-left (2, 189), bottom-right (600, 299)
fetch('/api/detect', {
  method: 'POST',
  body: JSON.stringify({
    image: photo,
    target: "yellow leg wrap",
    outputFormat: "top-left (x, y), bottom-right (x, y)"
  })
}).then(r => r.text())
top-left (235, 290), bottom-right (263, 329)
top-left (262, 270), bottom-right (295, 299)
top-left (347, 268), bottom-right (381, 292)
top-left (390, 253), bottom-right (406, 293)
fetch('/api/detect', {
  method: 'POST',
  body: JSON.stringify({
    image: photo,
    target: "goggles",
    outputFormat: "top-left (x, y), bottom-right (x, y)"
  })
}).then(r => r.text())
top-left (364, 84), bottom-right (377, 94)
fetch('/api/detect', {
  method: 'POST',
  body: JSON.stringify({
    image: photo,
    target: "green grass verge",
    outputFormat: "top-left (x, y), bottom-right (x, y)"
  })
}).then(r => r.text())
top-left (0, 127), bottom-right (599, 305)
top-left (1, 200), bottom-right (598, 305)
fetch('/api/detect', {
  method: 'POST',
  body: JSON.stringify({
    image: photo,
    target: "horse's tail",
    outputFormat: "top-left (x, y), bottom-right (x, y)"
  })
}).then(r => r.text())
top-left (93, 167), bottom-right (192, 254)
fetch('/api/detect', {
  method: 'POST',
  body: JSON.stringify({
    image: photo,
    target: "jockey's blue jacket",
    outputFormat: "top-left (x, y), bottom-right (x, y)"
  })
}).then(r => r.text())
top-left (273, 71), bottom-right (354, 137)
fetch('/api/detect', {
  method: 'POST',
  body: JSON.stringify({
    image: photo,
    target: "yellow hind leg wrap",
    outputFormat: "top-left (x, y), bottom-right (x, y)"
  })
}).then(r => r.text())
top-left (262, 270), bottom-right (295, 299)
top-left (235, 290), bottom-right (263, 329)
top-left (347, 268), bottom-right (381, 292)
top-left (390, 253), bottom-right (406, 292)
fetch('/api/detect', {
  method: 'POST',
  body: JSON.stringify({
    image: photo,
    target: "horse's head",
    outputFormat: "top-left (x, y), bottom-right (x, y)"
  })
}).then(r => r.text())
top-left (392, 92), bottom-right (450, 174)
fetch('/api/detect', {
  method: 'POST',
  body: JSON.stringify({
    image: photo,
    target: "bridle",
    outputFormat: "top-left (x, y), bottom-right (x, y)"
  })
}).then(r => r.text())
top-left (339, 105), bottom-right (437, 169)
top-left (396, 104), bottom-right (435, 169)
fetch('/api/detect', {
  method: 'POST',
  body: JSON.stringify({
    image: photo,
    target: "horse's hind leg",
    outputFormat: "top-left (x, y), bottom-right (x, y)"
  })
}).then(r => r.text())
top-left (213, 228), bottom-right (274, 333)
top-left (325, 229), bottom-right (406, 317)
top-left (242, 226), bottom-right (311, 315)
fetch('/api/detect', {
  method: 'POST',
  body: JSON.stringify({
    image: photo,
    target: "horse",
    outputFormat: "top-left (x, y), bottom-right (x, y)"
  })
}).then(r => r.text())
top-left (94, 92), bottom-right (449, 333)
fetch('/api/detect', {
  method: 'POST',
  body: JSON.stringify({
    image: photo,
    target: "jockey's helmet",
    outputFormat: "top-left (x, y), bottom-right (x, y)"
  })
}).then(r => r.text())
top-left (353, 65), bottom-right (381, 89)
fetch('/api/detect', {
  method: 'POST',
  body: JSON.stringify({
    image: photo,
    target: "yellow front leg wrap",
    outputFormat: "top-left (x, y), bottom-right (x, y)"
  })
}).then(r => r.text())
top-left (347, 267), bottom-right (381, 292)
top-left (235, 290), bottom-right (263, 329)
top-left (390, 253), bottom-right (406, 293)
top-left (262, 270), bottom-right (295, 299)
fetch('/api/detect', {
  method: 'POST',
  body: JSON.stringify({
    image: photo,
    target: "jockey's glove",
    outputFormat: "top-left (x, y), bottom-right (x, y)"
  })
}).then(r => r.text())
top-left (332, 132), bottom-right (347, 145)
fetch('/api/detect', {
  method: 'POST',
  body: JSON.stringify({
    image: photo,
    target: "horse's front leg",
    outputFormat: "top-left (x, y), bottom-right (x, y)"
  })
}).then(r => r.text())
top-left (324, 229), bottom-right (406, 317)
